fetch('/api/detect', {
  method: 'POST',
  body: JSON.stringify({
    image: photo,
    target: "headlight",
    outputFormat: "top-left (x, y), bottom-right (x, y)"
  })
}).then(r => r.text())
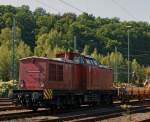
top-left (20, 80), bottom-right (24, 88)
top-left (40, 82), bottom-right (44, 88)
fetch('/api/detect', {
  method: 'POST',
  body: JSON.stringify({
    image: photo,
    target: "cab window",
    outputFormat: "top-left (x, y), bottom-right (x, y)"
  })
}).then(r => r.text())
top-left (85, 58), bottom-right (98, 65)
top-left (73, 56), bottom-right (84, 64)
top-left (90, 59), bottom-right (95, 65)
top-left (93, 59), bottom-right (98, 65)
top-left (85, 58), bottom-right (92, 64)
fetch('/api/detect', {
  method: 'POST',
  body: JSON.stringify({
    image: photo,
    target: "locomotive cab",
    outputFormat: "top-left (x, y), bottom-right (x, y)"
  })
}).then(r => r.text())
top-left (56, 52), bottom-right (99, 65)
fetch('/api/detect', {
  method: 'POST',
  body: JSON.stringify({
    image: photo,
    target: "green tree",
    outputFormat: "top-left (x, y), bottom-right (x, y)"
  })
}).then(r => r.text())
top-left (0, 45), bottom-right (11, 81)
top-left (0, 27), bottom-right (31, 80)
top-left (16, 5), bottom-right (35, 48)
top-left (91, 48), bottom-right (103, 64)
top-left (34, 30), bottom-right (62, 57)
top-left (82, 45), bottom-right (90, 55)
top-left (131, 59), bottom-right (145, 84)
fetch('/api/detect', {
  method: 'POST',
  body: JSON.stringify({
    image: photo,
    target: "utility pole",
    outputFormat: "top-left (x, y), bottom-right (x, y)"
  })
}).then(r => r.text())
top-left (11, 16), bottom-right (16, 88)
top-left (127, 28), bottom-right (130, 84)
top-left (115, 46), bottom-right (118, 82)
top-left (74, 36), bottom-right (76, 52)
top-left (126, 25), bottom-right (131, 84)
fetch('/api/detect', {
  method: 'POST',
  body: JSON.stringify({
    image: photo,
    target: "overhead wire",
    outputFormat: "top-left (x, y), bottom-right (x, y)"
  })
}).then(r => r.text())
top-left (35, 0), bottom-right (60, 13)
top-left (58, 0), bottom-right (84, 13)
top-left (129, 54), bottom-right (150, 57)
top-left (117, 47), bottom-right (150, 54)
top-left (111, 0), bottom-right (137, 20)
top-left (110, 1), bottom-right (149, 60)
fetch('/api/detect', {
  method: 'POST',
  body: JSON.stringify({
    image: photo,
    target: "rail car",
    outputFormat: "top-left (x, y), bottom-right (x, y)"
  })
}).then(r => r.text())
top-left (12, 52), bottom-right (117, 111)
top-left (118, 85), bottom-right (150, 103)
top-left (118, 74), bottom-right (150, 102)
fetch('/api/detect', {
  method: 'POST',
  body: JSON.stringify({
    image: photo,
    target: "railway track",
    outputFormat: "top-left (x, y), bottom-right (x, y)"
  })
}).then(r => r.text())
top-left (140, 119), bottom-right (150, 122)
top-left (0, 106), bottom-right (25, 111)
top-left (0, 98), bottom-right (13, 106)
top-left (0, 97), bottom-right (20, 111)
top-left (0, 109), bottom-right (49, 121)
top-left (0, 98), bottom-right (11, 101)
top-left (40, 101), bottom-right (150, 122)
top-left (0, 98), bottom-right (149, 121)
top-left (0, 98), bottom-right (49, 121)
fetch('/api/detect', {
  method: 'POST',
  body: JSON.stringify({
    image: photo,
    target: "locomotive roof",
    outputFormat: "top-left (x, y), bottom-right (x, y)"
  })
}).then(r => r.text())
top-left (20, 56), bottom-right (74, 64)
top-left (20, 56), bottom-right (49, 60)
top-left (19, 53), bottom-right (112, 69)
top-left (20, 52), bottom-right (94, 60)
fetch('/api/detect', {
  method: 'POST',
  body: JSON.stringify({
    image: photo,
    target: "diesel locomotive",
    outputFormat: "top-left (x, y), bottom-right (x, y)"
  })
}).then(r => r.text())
top-left (12, 52), bottom-right (150, 111)
top-left (13, 52), bottom-right (117, 111)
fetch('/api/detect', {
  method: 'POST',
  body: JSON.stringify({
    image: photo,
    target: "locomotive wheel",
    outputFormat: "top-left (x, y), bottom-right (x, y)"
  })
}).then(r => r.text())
top-left (104, 96), bottom-right (110, 105)
top-left (121, 98), bottom-right (129, 104)
top-left (12, 98), bottom-right (19, 106)
top-left (32, 106), bottom-right (38, 112)
top-left (51, 105), bottom-right (58, 114)
top-left (106, 95), bottom-right (113, 105)
top-left (89, 101), bottom-right (97, 107)
top-left (138, 97), bottom-right (144, 102)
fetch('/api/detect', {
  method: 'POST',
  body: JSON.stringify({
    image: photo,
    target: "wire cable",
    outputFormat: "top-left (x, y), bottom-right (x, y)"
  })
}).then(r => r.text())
top-left (111, 0), bottom-right (137, 20)
top-left (36, 0), bottom-right (60, 13)
top-left (58, 0), bottom-right (84, 13)
top-left (117, 47), bottom-right (150, 54)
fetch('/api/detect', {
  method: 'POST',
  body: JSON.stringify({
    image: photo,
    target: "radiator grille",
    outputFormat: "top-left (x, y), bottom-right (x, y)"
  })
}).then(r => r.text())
top-left (49, 63), bottom-right (63, 81)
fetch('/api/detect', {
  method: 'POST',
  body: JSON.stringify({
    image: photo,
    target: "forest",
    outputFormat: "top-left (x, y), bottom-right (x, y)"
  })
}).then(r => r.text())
top-left (0, 5), bottom-right (150, 85)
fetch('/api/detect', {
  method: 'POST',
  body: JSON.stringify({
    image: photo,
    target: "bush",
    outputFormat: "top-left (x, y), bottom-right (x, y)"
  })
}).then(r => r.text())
top-left (0, 80), bottom-right (18, 97)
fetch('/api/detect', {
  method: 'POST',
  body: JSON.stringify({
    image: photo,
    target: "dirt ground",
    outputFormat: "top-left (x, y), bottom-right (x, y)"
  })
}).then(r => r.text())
top-left (0, 111), bottom-right (149, 122)
top-left (100, 111), bottom-right (150, 122)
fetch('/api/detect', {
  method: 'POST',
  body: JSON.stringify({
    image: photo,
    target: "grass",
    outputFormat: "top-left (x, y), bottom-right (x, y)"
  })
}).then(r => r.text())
top-left (48, 116), bottom-right (60, 120)
top-left (121, 104), bottom-right (133, 121)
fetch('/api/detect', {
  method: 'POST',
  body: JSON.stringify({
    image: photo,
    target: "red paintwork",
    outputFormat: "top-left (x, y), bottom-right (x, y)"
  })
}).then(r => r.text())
top-left (19, 58), bottom-right (48, 90)
top-left (81, 64), bottom-right (113, 90)
top-left (19, 52), bottom-right (113, 91)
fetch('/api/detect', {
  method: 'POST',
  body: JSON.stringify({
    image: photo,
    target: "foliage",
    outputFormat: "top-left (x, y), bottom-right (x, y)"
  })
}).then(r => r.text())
top-left (82, 45), bottom-right (90, 55)
top-left (0, 27), bottom-right (31, 80)
top-left (0, 45), bottom-right (11, 81)
top-left (0, 80), bottom-right (18, 97)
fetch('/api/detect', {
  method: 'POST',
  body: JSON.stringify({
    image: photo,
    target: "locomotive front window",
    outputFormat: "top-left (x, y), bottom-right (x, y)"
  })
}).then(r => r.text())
top-left (85, 58), bottom-right (98, 65)
top-left (90, 59), bottom-right (94, 65)
top-left (73, 56), bottom-right (84, 64)
top-left (85, 58), bottom-right (92, 64)
top-left (93, 59), bottom-right (98, 65)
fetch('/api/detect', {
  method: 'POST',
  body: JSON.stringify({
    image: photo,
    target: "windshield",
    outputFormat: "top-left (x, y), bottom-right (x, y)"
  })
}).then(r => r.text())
top-left (73, 56), bottom-right (84, 64)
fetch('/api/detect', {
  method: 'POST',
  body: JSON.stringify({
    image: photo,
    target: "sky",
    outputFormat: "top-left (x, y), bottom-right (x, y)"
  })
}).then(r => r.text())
top-left (0, 0), bottom-right (150, 23)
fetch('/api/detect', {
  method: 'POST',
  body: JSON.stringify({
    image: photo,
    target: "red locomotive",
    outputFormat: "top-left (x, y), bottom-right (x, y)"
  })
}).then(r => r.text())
top-left (13, 52), bottom-right (117, 111)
